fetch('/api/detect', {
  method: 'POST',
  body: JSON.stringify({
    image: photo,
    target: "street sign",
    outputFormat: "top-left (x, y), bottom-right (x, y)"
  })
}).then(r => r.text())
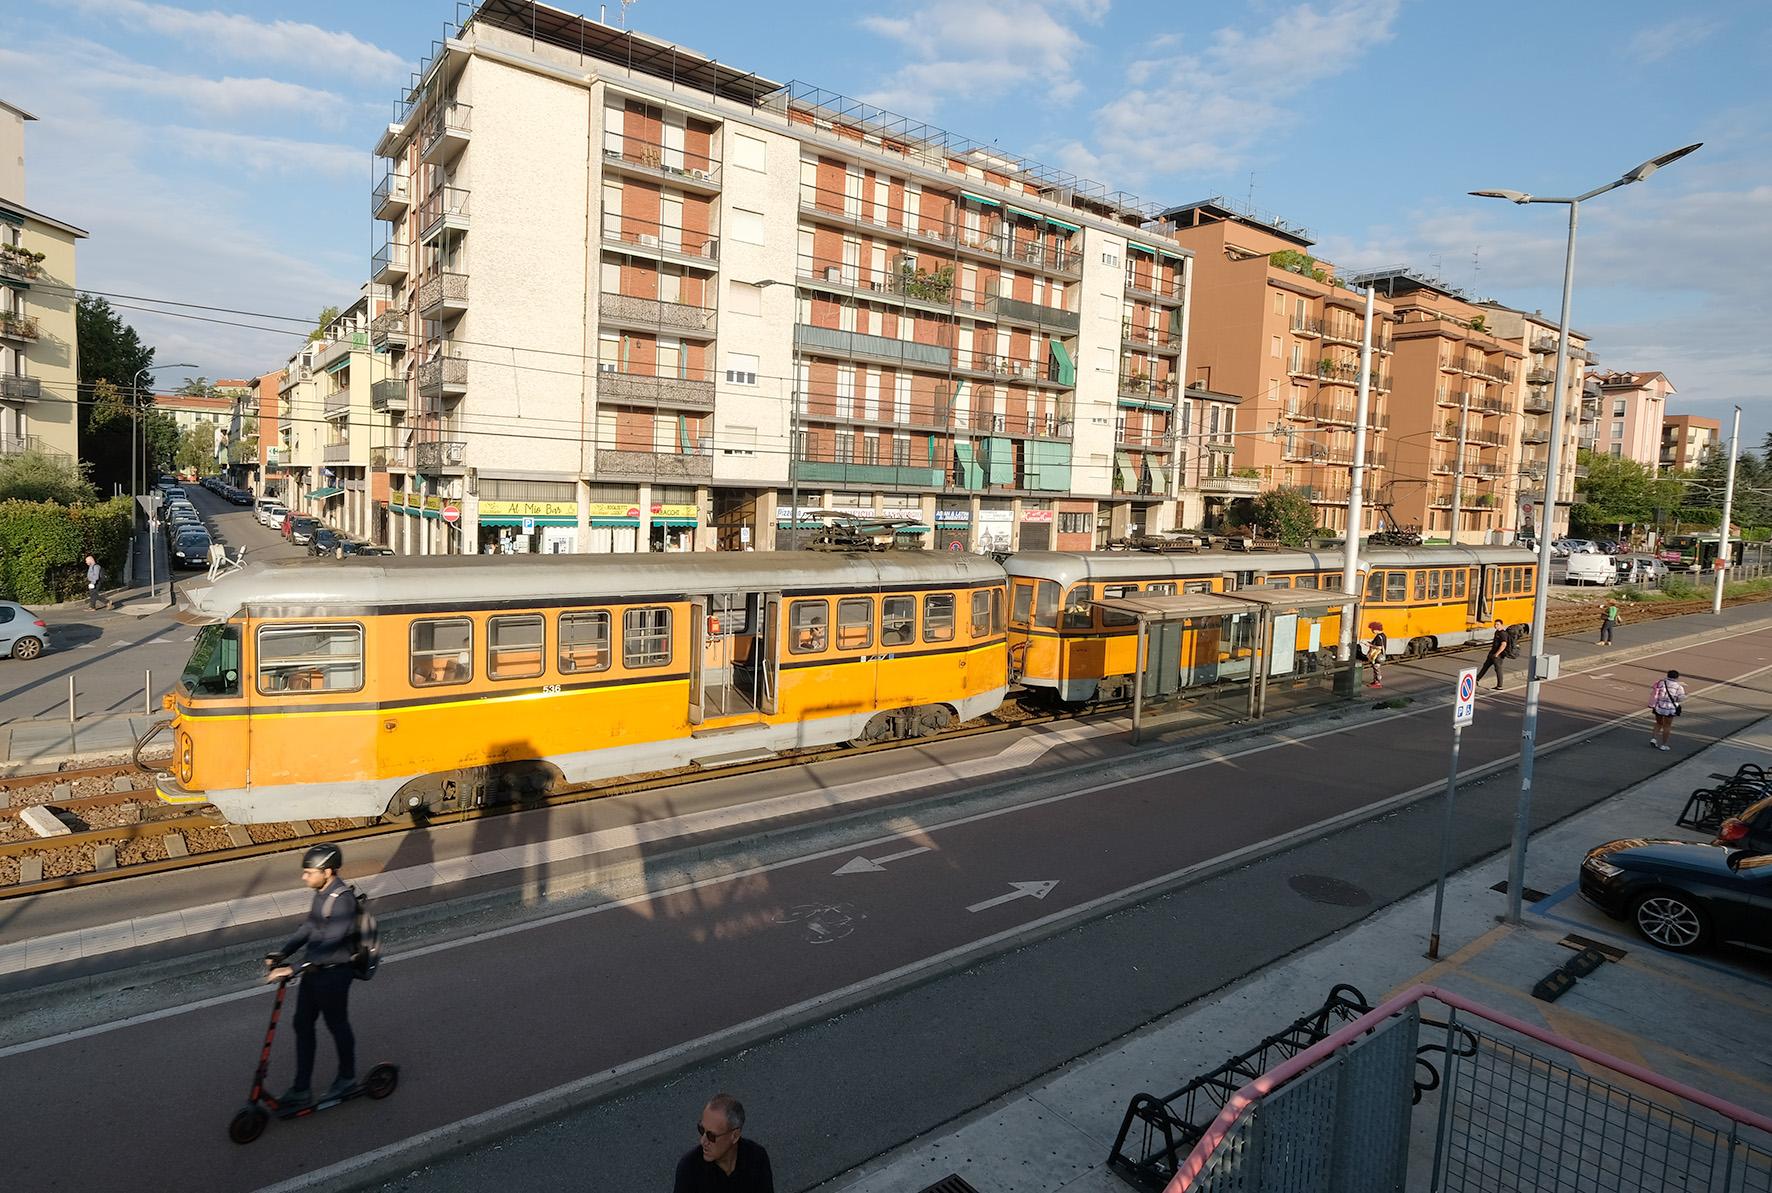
top-left (521, 516), bottom-right (536, 534)
top-left (1453, 667), bottom-right (1477, 727)
top-left (440, 505), bottom-right (461, 525)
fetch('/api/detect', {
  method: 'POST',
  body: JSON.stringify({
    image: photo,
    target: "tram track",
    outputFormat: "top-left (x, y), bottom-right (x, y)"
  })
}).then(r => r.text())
top-left (1, 591), bottom-right (1762, 900)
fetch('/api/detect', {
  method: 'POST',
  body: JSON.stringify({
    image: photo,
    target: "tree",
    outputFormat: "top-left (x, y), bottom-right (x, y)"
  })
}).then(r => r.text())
top-left (1570, 450), bottom-right (1680, 536)
top-left (176, 375), bottom-right (218, 398)
top-left (227, 417), bottom-right (259, 465)
top-left (308, 305), bottom-right (340, 342)
top-left (174, 424), bottom-right (218, 475)
top-left (0, 449), bottom-right (98, 505)
top-left (76, 295), bottom-right (157, 495)
top-left (1251, 487), bottom-right (1316, 546)
top-left (144, 412), bottom-right (180, 476)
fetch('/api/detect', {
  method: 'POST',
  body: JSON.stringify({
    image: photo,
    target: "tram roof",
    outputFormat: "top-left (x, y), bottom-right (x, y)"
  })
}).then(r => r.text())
top-left (1004, 545), bottom-right (1536, 588)
top-left (174, 551), bottom-right (1006, 621)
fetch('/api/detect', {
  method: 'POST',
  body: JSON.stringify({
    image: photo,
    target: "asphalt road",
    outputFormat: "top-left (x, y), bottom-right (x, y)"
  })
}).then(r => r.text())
top-left (0, 622), bottom-right (1766, 1192)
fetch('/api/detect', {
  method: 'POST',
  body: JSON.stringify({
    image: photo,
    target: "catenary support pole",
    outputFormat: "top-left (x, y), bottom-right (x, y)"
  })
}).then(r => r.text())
top-left (1428, 723), bottom-right (1464, 959)
top-left (1713, 404), bottom-right (1741, 615)
top-left (1339, 284), bottom-right (1375, 673)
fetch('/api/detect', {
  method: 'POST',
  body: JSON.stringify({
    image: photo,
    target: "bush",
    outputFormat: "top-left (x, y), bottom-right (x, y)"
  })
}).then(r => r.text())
top-left (1659, 577), bottom-right (1699, 600)
top-left (0, 497), bottom-right (133, 603)
top-left (0, 449), bottom-right (97, 505)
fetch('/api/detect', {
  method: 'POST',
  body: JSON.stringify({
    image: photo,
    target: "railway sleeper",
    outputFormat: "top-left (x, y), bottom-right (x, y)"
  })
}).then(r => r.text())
top-left (391, 758), bottom-right (565, 819)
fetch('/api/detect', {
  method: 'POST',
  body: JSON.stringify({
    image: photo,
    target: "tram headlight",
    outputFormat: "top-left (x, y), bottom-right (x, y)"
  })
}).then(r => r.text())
top-left (178, 731), bottom-right (194, 784)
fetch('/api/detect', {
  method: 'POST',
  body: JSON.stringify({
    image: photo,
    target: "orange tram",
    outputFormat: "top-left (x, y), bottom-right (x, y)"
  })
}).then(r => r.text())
top-left (158, 545), bottom-right (1535, 823)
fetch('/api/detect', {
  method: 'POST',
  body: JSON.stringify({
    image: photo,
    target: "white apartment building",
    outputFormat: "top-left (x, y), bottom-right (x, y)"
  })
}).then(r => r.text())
top-left (279, 297), bottom-right (395, 541)
top-left (370, 1), bottom-right (1196, 555)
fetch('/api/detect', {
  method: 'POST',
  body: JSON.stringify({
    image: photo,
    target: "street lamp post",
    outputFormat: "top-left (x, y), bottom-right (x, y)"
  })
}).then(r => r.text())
top-left (1714, 404), bottom-right (1741, 614)
top-left (1471, 142), bottom-right (1701, 924)
top-left (131, 363), bottom-right (197, 500)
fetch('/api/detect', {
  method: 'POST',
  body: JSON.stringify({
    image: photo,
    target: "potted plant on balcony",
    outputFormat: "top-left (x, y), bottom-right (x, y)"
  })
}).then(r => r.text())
top-left (0, 244), bottom-right (46, 279)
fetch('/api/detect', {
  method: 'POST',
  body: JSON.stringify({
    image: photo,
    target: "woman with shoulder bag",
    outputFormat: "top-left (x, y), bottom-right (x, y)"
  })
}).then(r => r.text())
top-left (1648, 669), bottom-right (1686, 752)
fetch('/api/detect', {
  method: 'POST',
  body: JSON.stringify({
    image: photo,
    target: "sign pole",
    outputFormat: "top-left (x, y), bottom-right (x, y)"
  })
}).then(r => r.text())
top-left (1430, 667), bottom-right (1478, 959)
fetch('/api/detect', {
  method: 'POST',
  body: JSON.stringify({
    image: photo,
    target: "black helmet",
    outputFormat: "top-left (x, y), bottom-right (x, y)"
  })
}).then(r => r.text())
top-left (302, 843), bottom-right (343, 872)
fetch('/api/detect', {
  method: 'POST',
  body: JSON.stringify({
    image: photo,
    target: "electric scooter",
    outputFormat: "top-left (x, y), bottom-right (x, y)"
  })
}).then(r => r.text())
top-left (228, 969), bottom-right (398, 1144)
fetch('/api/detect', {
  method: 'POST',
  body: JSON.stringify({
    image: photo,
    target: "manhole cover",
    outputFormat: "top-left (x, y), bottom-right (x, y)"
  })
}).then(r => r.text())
top-left (1288, 874), bottom-right (1372, 906)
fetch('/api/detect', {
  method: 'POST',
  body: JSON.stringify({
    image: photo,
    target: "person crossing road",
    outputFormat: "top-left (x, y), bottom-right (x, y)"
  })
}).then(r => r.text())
top-left (264, 844), bottom-right (359, 1107)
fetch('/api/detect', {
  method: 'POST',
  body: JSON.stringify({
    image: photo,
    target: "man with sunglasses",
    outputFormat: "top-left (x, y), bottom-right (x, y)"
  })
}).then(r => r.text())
top-left (675, 1093), bottom-right (774, 1192)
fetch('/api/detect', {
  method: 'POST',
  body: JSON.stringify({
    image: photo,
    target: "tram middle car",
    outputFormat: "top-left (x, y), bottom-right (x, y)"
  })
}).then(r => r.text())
top-left (1005, 545), bottom-right (1536, 704)
top-left (158, 552), bottom-right (1008, 824)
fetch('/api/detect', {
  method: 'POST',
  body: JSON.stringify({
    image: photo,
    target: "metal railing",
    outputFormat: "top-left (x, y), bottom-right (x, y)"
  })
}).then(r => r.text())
top-left (372, 240), bottom-right (410, 280)
top-left (0, 312), bottom-right (40, 340)
top-left (1123, 321), bottom-right (1182, 350)
top-left (420, 186), bottom-right (471, 239)
top-left (599, 292), bottom-right (717, 334)
top-left (372, 167), bottom-right (409, 216)
top-left (796, 185), bottom-right (1083, 275)
top-left (601, 131), bottom-right (721, 187)
top-left (0, 433), bottom-right (62, 457)
top-left (0, 375), bottom-right (43, 401)
top-left (1124, 270), bottom-right (1186, 302)
top-left (421, 100), bottom-right (471, 159)
top-left (415, 354), bottom-right (468, 397)
top-left (595, 368), bottom-right (717, 410)
top-left (417, 271), bottom-right (468, 317)
top-left (1118, 374), bottom-right (1179, 401)
top-left (414, 439), bottom-right (466, 472)
top-left (600, 214), bottom-right (720, 262)
top-left (370, 378), bottom-right (407, 413)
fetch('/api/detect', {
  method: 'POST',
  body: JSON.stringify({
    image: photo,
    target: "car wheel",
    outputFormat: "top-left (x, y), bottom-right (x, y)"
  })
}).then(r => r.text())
top-left (12, 636), bottom-right (43, 660)
top-left (1632, 890), bottom-right (1709, 953)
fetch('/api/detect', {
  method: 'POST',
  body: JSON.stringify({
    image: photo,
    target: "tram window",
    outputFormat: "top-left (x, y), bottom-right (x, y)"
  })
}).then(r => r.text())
top-left (623, 607), bottom-right (673, 668)
top-left (1147, 582), bottom-right (1176, 596)
top-left (971, 590), bottom-right (992, 637)
top-left (990, 587), bottom-right (1005, 634)
top-left (1263, 575), bottom-right (1293, 589)
top-left (1384, 572), bottom-right (1408, 602)
top-left (1011, 582), bottom-right (1033, 626)
top-left (1061, 584), bottom-right (1093, 629)
top-left (1101, 584), bottom-right (1137, 627)
top-left (410, 618), bottom-right (472, 687)
top-left (1295, 575), bottom-right (1319, 590)
top-left (924, 593), bottom-right (956, 642)
top-left (1034, 580), bottom-right (1060, 629)
top-left (1365, 572), bottom-right (1385, 602)
top-left (1455, 571), bottom-right (1467, 599)
top-left (1413, 572), bottom-right (1427, 601)
top-left (1322, 572), bottom-right (1341, 589)
top-left (1525, 566), bottom-right (1535, 590)
top-left (882, 595), bottom-right (916, 646)
top-left (181, 624), bottom-right (241, 696)
top-left (1427, 572), bottom-right (1440, 601)
top-left (788, 600), bottom-right (829, 654)
top-left (488, 614), bottom-right (545, 681)
top-left (257, 624), bottom-right (363, 695)
top-left (837, 598), bottom-right (874, 650)
top-left (558, 611), bottom-right (611, 673)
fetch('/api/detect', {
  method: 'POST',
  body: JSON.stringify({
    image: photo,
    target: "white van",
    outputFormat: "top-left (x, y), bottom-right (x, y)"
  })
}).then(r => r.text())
top-left (1564, 553), bottom-right (1615, 586)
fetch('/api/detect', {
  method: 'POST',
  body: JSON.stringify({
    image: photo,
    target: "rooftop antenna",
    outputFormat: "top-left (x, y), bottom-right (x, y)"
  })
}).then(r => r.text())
top-left (619, 0), bottom-right (637, 28)
top-left (1246, 171), bottom-right (1256, 209)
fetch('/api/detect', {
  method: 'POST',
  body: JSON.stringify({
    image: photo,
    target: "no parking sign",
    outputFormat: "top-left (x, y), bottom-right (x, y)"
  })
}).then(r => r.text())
top-left (1453, 667), bottom-right (1477, 727)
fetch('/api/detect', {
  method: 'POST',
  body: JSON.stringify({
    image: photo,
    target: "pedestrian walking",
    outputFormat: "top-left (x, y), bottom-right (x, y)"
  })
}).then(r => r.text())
top-left (84, 555), bottom-right (103, 610)
top-left (675, 1093), bottom-right (774, 1193)
top-left (263, 844), bottom-right (360, 1107)
top-left (1475, 618), bottom-right (1509, 690)
top-left (1649, 669), bottom-right (1686, 752)
top-left (1597, 599), bottom-right (1620, 646)
top-left (1362, 621), bottom-right (1387, 688)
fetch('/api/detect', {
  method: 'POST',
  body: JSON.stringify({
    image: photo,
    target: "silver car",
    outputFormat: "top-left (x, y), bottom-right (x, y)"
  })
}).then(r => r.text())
top-left (0, 600), bottom-right (49, 660)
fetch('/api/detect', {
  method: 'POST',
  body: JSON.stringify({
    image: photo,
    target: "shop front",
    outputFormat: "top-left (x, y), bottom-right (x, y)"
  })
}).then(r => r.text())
top-left (934, 502), bottom-right (970, 552)
top-left (1020, 503), bottom-right (1054, 550)
top-left (477, 498), bottom-right (579, 555)
top-left (975, 506), bottom-right (1013, 554)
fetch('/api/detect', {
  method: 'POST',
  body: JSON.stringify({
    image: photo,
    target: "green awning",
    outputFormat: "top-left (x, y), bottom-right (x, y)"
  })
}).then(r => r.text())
top-left (1046, 216), bottom-right (1082, 233)
top-left (1006, 204), bottom-right (1041, 222)
top-left (1115, 452), bottom-right (1138, 492)
top-left (1049, 340), bottom-right (1076, 386)
top-left (591, 517), bottom-right (640, 527)
top-left (310, 486), bottom-right (344, 499)
top-left (983, 437), bottom-right (1014, 484)
top-left (479, 515), bottom-right (577, 527)
top-left (1117, 396), bottom-right (1170, 411)
top-left (1158, 247), bottom-right (1186, 262)
top-left (954, 441), bottom-right (983, 489)
top-left (959, 191), bottom-right (1000, 208)
top-left (1128, 242), bottom-right (1157, 255)
top-left (325, 355), bottom-right (351, 375)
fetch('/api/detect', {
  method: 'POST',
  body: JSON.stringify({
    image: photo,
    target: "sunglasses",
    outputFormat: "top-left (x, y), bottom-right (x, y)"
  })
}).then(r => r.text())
top-left (696, 1124), bottom-right (736, 1142)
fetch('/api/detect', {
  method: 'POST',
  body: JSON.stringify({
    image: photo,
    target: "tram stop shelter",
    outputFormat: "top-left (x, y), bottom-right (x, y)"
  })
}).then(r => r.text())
top-left (1096, 588), bottom-right (1360, 743)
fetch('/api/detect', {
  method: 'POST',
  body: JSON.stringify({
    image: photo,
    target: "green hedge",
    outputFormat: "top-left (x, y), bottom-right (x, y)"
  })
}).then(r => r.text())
top-left (0, 496), bottom-right (134, 604)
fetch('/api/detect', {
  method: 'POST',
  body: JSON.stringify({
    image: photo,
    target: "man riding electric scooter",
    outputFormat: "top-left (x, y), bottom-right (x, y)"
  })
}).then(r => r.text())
top-left (264, 843), bottom-right (360, 1107)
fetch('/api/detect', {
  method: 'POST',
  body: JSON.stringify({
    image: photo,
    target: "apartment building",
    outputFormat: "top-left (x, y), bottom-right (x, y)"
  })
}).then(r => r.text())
top-left (1, 100), bottom-right (87, 465)
top-left (278, 298), bottom-right (395, 542)
top-left (1586, 370), bottom-right (1674, 472)
top-left (1165, 199), bottom-right (1394, 537)
top-left (153, 391), bottom-right (233, 434)
top-left (245, 370), bottom-right (283, 495)
top-left (367, 2), bottom-right (1196, 555)
top-left (1472, 303), bottom-right (1594, 542)
top-left (1661, 413), bottom-right (1719, 472)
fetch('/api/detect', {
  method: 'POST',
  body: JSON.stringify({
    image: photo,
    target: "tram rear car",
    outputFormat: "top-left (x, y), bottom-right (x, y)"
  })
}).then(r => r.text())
top-left (158, 553), bottom-right (1007, 824)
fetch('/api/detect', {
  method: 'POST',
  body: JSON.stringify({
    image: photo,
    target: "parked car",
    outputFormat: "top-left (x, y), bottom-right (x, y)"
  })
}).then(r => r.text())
top-left (229, 487), bottom-right (254, 505)
top-left (164, 511), bottom-right (203, 539)
top-left (257, 503), bottom-right (287, 528)
top-left (1616, 555), bottom-right (1670, 583)
top-left (170, 529), bottom-right (214, 569)
top-left (308, 527), bottom-right (344, 556)
top-left (289, 517), bottom-right (322, 546)
top-left (345, 543), bottom-right (395, 556)
top-left (0, 600), bottom-right (49, 660)
top-left (1579, 838), bottom-right (1772, 954)
top-left (1563, 553), bottom-right (1615, 586)
top-left (1717, 795), bottom-right (1772, 855)
top-left (280, 511), bottom-right (298, 537)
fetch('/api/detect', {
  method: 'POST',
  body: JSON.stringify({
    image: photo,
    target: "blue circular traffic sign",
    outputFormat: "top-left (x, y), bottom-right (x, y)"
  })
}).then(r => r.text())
top-left (1459, 674), bottom-right (1475, 701)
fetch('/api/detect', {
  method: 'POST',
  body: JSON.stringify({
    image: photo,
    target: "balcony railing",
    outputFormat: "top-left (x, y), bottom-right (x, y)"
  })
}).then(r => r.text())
top-left (372, 167), bottom-right (410, 219)
top-left (416, 354), bottom-right (468, 398)
top-left (323, 388), bottom-right (351, 418)
top-left (1527, 366), bottom-right (1556, 385)
top-left (372, 240), bottom-right (410, 283)
top-left (595, 368), bottom-right (716, 411)
top-left (1198, 473), bottom-right (1262, 496)
top-left (600, 215), bottom-right (720, 263)
top-left (0, 433), bottom-right (64, 458)
top-left (988, 294), bottom-right (1081, 334)
top-left (1117, 374), bottom-right (1179, 402)
top-left (421, 100), bottom-right (471, 163)
top-left (0, 312), bottom-right (40, 341)
top-left (322, 442), bottom-right (352, 463)
top-left (370, 310), bottom-right (408, 348)
top-left (1316, 361), bottom-right (1360, 385)
top-left (371, 445), bottom-right (408, 469)
top-left (1522, 390), bottom-right (1552, 414)
top-left (794, 323), bottom-right (952, 370)
top-left (0, 375), bottom-right (43, 402)
top-left (595, 448), bottom-right (713, 482)
top-left (957, 352), bottom-right (1055, 384)
top-left (414, 439), bottom-right (467, 473)
top-left (1531, 335), bottom-right (1558, 353)
top-left (1123, 271), bottom-right (1185, 303)
top-left (796, 185), bottom-right (1082, 276)
top-left (417, 271), bottom-right (469, 319)
top-left (420, 186), bottom-right (470, 242)
top-left (601, 131), bottom-right (721, 189)
top-left (370, 378), bottom-right (407, 413)
top-left (1290, 315), bottom-right (1322, 336)
top-left (598, 292), bottom-right (717, 335)
top-left (1121, 321), bottom-right (1182, 351)
top-left (0, 245), bottom-right (43, 285)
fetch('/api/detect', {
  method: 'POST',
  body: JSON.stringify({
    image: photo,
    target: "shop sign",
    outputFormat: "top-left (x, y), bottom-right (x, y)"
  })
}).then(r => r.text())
top-left (480, 499), bottom-right (578, 518)
top-left (423, 494), bottom-right (444, 512)
top-left (1022, 509), bottom-right (1055, 523)
top-left (934, 508), bottom-right (971, 524)
top-left (584, 502), bottom-right (698, 519)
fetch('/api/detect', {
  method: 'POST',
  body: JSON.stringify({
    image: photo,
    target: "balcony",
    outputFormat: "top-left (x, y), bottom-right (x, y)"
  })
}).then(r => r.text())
top-left (794, 323), bottom-right (951, 370)
top-left (323, 389), bottom-right (351, 419)
top-left (1198, 472), bottom-right (1262, 497)
top-left (600, 132), bottom-right (721, 193)
top-left (0, 312), bottom-right (39, 342)
top-left (371, 445), bottom-right (408, 470)
top-left (372, 167), bottom-right (410, 220)
top-left (595, 368), bottom-right (716, 411)
top-left (371, 240), bottom-right (410, 284)
top-left (1120, 321), bottom-right (1182, 353)
top-left (0, 375), bottom-right (43, 402)
top-left (1527, 366), bottom-right (1556, 385)
top-left (987, 294), bottom-right (1081, 335)
top-left (600, 215), bottom-right (720, 268)
top-left (1317, 361), bottom-right (1360, 386)
top-left (420, 186), bottom-right (470, 243)
top-left (1123, 271), bottom-right (1185, 304)
top-left (0, 433), bottom-right (63, 458)
top-left (420, 100), bottom-right (471, 164)
top-left (416, 354), bottom-right (468, 399)
top-left (1531, 335), bottom-right (1558, 353)
top-left (323, 442), bottom-right (352, 464)
top-left (370, 310), bottom-right (408, 349)
top-left (1473, 362), bottom-right (1513, 384)
top-left (1322, 322), bottom-right (1363, 347)
top-left (417, 271), bottom-right (469, 319)
top-left (0, 245), bottom-right (43, 286)
top-left (1290, 315), bottom-right (1322, 337)
top-left (1117, 374), bottom-right (1179, 403)
top-left (595, 448), bottom-right (712, 482)
top-left (1521, 423), bottom-right (1549, 444)
top-left (371, 378), bottom-right (407, 413)
top-left (955, 352), bottom-right (1054, 385)
top-left (598, 292), bottom-right (717, 336)
top-left (1522, 390), bottom-right (1552, 415)
top-left (414, 439), bottom-right (467, 473)
top-left (796, 188), bottom-right (1081, 277)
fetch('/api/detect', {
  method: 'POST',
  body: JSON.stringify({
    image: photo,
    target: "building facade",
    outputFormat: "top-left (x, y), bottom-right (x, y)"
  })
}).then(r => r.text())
top-left (1473, 303), bottom-right (1594, 542)
top-left (1590, 370), bottom-right (1673, 472)
top-left (367, 4), bottom-right (1200, 555)
top-left (276, 300), bottom-right (395, 541)
top-left (1659, 413), bottom-right (1718, 473)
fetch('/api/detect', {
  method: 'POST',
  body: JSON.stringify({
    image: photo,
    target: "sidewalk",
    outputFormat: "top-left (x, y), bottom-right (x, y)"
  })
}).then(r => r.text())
top-left (821, 723), bottom-right (1772, 1193)
top-left (0, 712), bottom-right (165, 775)
top-left (34, 511), bottom-right (174, 621)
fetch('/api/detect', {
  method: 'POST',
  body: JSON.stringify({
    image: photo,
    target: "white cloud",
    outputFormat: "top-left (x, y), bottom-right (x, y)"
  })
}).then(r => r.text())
top-left (859, 0), bottom-right (1106, 113)
top-left (0, 37), bottom-right (347, 119)
top-left (167, 128), bottom-right (366, 179)
top-left (65, 0), bottom-right (405, 80)
top-left (1626, 17), bottom-right (1723, 63)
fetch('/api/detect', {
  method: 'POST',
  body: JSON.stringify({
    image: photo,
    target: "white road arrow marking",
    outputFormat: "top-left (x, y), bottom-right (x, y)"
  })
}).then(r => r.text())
top-left (966, 881), bottom-right (1058, 913)
top-left (833, 845), bottom-right (931, 875)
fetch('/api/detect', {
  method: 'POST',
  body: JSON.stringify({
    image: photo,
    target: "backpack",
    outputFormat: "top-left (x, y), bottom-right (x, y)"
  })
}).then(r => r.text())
top-left (349, 886), bottom-right (380, 980)
top-left (1503, 627), bottom-right (1520, 659)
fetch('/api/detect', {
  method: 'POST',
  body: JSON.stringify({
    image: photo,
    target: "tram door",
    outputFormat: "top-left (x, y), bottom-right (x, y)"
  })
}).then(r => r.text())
top-left (689, 591), bottom-right (777, 725)
top-left (1476, 565), bottom-right (1498, 622)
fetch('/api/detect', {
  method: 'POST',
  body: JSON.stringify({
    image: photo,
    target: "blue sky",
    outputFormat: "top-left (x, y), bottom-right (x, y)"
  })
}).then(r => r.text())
top-left (5, 0), bottom-right (1768, 443)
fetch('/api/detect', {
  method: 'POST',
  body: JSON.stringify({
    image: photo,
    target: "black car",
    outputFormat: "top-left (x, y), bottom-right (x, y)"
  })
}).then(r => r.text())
top-left (1718, 795), bottom-right (1772, 854)
top-left (343, 543), bottom-right (395, 557)
top-left (170, 530), bottom-right (213, 569)
top-left (1579, 838), bottom-right (1772, 953)
top-left (308, 528), bottom-right (345, 556)
top-left (164, 512), bottom-right (203, 539)
top-left (288, 517), bottom-right (321, 545)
